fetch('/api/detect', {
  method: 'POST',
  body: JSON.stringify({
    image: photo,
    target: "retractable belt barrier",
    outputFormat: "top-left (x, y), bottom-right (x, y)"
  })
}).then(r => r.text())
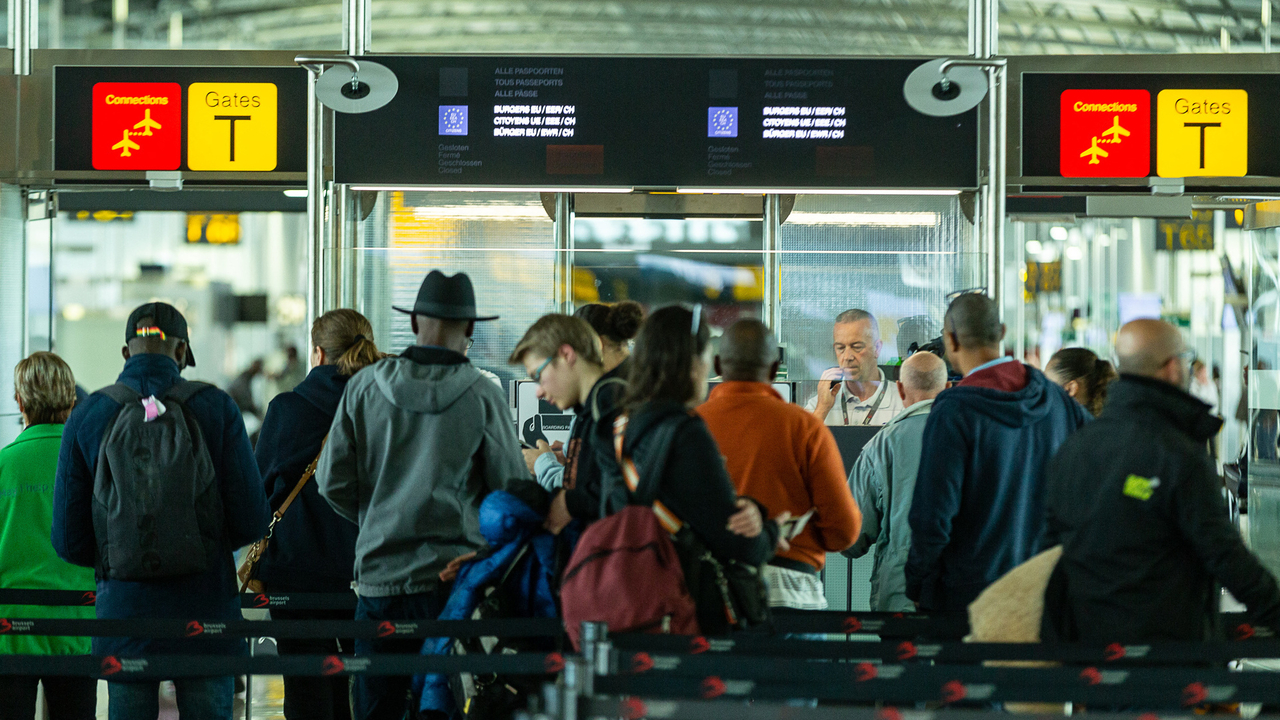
top-left (607, 634), bottom-right (1280, 664)
top-left (0, 617), bottom-right (564, 639)
top-left (0, 589), bottom-right (358, 610)
top-left (579, 699), bottom-right (1209, 720)
top-left (594, 664), bottom-right (1280, 706)
top-left (1, 589), bottom-right (1258, 645)
top-left (0, 652), bottom-right (568, 679)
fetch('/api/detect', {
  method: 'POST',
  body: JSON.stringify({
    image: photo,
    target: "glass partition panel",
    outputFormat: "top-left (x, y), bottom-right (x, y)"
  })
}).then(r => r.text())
top-left (778, 193), bottom-right (979, 411)
top-left (358, 191), bottom-right (555, 394)
top-left (572, 217), bottom-right (763, 332)
top-left (1248, 225), bottom-right (1280, 576)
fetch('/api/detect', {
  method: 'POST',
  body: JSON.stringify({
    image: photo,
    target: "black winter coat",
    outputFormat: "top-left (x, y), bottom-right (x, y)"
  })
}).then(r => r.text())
top-left (571, 399), bottom-right (778, 568)
top-left (254, 364), bottom-right (359, 593)
top-left (1043, 375), bottom-right (1280, 643)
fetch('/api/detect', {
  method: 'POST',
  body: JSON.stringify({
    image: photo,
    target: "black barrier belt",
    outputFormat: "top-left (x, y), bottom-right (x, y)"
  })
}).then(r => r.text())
top-left (597, 663), bottom-right (1280, 705)
top-left (0, 591), bottom-right (1257, 643)
top-left (762, 610), bottom-right (1261, 640)
top-left (582, 698), bottom-right (1209, 720)
top-left (765, 610), bottom-right (971, 638)
top-left (0, 617), bottom-right (564, 639)
top-left (0, 589), bottom-right (359, 610)
top-left (238, 592), bottom-right (357, 610)
top-left (0, 652), bottom-right (566, 679)
top-left (609, 635), bottom-right (1280, 664)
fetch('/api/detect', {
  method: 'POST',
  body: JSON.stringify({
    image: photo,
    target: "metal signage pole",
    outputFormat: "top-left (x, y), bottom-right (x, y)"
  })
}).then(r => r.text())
top-left (8, 0), bottom-right (35, 75)
top-left (970, 0), bottom-right (1007, 339)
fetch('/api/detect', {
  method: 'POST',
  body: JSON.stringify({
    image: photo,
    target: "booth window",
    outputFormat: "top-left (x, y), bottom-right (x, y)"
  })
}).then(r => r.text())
top-left (779, 194), bottom-right (978, 410)
top-left (360, 191), bottom-right (555, 393)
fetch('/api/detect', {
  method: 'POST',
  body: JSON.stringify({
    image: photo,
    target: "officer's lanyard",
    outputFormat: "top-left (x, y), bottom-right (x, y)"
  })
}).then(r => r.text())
top-left (839, 375), bottom-right (888, 426)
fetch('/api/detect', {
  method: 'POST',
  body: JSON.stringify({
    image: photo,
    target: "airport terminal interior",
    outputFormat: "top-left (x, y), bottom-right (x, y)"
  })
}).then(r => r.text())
top-left (5, 0), bottom-right (1280, 718)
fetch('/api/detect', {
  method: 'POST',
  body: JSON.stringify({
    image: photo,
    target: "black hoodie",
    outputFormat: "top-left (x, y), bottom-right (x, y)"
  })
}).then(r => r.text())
top-left (1044, 375), bottom-right (1280, 642)
top-left (573, 399), bottom-right (778, 568)
top-left (255, 364), bottom-right (359, 592)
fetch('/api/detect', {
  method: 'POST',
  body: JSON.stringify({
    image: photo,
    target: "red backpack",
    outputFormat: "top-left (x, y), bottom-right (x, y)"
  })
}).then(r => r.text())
top-left (559, 415), bottom-right (699, 649)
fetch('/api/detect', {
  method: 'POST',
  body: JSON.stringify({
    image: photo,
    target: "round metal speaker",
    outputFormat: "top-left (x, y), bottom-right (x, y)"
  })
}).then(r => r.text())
top-left (903, 58), bottom-right (988, 117)
top-left (316, 60), bottom-right (399, 114)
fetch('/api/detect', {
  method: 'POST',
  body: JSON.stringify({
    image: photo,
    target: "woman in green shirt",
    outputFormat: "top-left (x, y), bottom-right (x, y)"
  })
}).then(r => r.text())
top-left (0, 352), bottom-right (97, 720)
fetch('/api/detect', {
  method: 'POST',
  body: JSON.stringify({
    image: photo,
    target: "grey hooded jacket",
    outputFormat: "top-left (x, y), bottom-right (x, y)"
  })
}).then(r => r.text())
top-left (317, 347), bottom-right (533, 597)
top-left (845, 398), bottom-right (934, 611)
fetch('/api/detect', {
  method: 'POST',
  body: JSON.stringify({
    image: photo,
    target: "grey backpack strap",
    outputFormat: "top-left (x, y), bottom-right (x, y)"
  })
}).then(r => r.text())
top-left (163, 379), bottom-right (214, 405)
top-left (590, 377), bottom-right (628, 423)
top-left (98, 383), bottom-right (141, 406)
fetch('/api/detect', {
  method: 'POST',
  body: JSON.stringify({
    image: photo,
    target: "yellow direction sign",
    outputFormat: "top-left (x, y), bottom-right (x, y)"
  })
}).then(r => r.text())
top-left (1156, 89), bottom-right (1247, 178)
top-left (187, 83), bottom-right (278, 171)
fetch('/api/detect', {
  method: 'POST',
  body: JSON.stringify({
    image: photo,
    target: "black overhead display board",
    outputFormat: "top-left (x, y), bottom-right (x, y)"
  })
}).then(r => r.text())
top-left (1022, 72), bottom-right (1280, 181)
top-left (333, 57), bottom-right (979, 189)
top-left (54, 65), bottom-right (307, 176)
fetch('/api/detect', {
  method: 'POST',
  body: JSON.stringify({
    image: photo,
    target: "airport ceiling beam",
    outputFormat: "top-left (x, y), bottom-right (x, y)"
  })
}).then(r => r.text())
top-left (123, 0), bottom-right (1257, 54)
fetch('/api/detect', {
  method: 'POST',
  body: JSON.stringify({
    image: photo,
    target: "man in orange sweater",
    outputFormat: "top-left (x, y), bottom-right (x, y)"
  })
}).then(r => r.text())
top-left (697, 319), bottom-right (862, 610)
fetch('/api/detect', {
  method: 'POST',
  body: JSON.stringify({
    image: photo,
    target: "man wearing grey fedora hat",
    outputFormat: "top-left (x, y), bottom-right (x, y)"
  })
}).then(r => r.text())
top-left (316, 270), bottom-right (539, 720)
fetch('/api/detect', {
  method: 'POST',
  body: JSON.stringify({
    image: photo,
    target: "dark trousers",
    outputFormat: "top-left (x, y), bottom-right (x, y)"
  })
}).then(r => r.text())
top-left (0, 675), bottom-right (97, 720)
top-left (273, 607), bottom-right (354, 720)
top-left (353, 592), bottom-right (446, 720)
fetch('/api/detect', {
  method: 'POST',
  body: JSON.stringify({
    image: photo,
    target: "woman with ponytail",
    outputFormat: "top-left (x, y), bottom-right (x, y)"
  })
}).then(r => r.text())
top-left (1045, 347), bottom-right (1119, 417)
top-left (253, 309), bottom-right (384, 720)
top-left (574, 300), bottom-right (644, 373)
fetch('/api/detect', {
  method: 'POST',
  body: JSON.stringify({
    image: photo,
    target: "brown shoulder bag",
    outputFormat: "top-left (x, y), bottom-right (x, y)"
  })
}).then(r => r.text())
top-left (237, 437), bottom-right (327, 594)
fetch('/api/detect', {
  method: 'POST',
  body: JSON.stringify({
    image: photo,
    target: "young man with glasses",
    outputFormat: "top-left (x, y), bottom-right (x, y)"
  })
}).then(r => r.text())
top-left (509, 314), bottom-right (632, 530)
top-left (805, 309), bottom-right (904, 426)
top-left (1041, 319), bottom-right (1280, 643)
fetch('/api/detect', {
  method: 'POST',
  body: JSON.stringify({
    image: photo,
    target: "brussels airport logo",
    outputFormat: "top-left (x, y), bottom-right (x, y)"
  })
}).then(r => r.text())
top-left (708, 107), bottom-right (738, 138)
top-left (92, 82), bottom-right (182, 170)
top-left (1059, 89), bottom-right (1150, 178)
top-left (439, 105), bottom-right (469, 136)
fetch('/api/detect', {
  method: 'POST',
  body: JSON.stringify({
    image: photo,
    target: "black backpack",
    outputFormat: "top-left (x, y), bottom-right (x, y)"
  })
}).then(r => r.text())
top-left (92, 380), bottom-right (224, 580)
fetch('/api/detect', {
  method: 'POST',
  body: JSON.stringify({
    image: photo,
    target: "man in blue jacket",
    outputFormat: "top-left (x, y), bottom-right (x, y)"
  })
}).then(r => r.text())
top-left (52, 302), bottom-right (270, 720)
top-left (904, 294), bottom-right (1087, 612)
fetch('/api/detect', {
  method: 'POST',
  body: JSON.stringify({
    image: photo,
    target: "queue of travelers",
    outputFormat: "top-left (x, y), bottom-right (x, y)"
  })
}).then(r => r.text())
top-left (0, 268), bottom-right (1272, 720)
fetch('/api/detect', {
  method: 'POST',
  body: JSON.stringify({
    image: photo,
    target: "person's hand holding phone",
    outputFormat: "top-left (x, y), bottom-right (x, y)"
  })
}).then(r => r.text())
top-left (814, 367), bottom-right (847, 416)
top-left (522, 439), bottom-right (557, 475)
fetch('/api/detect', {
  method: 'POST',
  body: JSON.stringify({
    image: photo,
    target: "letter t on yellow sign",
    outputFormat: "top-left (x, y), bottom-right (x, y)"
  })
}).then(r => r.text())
top-left (187, 83), bottom-right (278, 171)
top-left (1156, 89), bottom-right (1247, 178)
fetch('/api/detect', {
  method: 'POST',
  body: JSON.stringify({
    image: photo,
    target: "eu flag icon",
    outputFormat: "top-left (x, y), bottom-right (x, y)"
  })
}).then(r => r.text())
top-left (708, 107), bottom-right (738, 138)
top-left (439, 106), bottom-right (469, 136)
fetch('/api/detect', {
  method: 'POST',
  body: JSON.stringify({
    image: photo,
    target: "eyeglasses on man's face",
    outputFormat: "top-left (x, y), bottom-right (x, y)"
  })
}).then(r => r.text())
top-left (530, 355), bottom-right (554, 384)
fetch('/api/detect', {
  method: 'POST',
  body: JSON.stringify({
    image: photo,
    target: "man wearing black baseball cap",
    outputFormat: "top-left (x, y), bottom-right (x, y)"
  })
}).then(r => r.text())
top-left (121, 301), bottom-right (199, 368)
top-left (53, 301), bottom-right (270, 719)
top-left (317, 271), bottom-right (541, 719)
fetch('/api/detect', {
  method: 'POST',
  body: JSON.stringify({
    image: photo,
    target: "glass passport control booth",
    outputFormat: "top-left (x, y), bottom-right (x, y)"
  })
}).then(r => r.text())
top-left (15, 51), bottom-right (990, 612)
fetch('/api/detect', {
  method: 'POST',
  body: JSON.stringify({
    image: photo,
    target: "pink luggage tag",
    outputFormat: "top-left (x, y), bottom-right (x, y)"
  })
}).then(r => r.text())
top-left (141, 396), bottom-right (167, 422)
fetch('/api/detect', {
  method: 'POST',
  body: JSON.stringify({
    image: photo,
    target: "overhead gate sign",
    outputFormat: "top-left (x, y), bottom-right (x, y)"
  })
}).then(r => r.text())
top-left (56, 66), bottom-right (305, 178)
top-left (1059, 90), bottom-right (1149, 178)
top-left (92, 82), bottom-right (182, 170)
top-left (1020, 71), bottom-right (1280, 185)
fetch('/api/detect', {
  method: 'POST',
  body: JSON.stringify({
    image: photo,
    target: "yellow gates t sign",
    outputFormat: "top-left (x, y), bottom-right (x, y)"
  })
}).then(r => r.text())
top-left (1156, 89), bottom-right (1247, 178)
top-left (187, 83), bottom-right (278, 171)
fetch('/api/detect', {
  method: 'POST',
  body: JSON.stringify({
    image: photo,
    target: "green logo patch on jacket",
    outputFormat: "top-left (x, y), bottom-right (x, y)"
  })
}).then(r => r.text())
top-left (1123, 474), bottom-right (1160, 501)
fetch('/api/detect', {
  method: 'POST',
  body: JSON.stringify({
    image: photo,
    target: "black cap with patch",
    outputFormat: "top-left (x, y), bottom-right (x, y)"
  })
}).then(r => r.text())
top-left (125, 302), bottom-right (197, 367)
